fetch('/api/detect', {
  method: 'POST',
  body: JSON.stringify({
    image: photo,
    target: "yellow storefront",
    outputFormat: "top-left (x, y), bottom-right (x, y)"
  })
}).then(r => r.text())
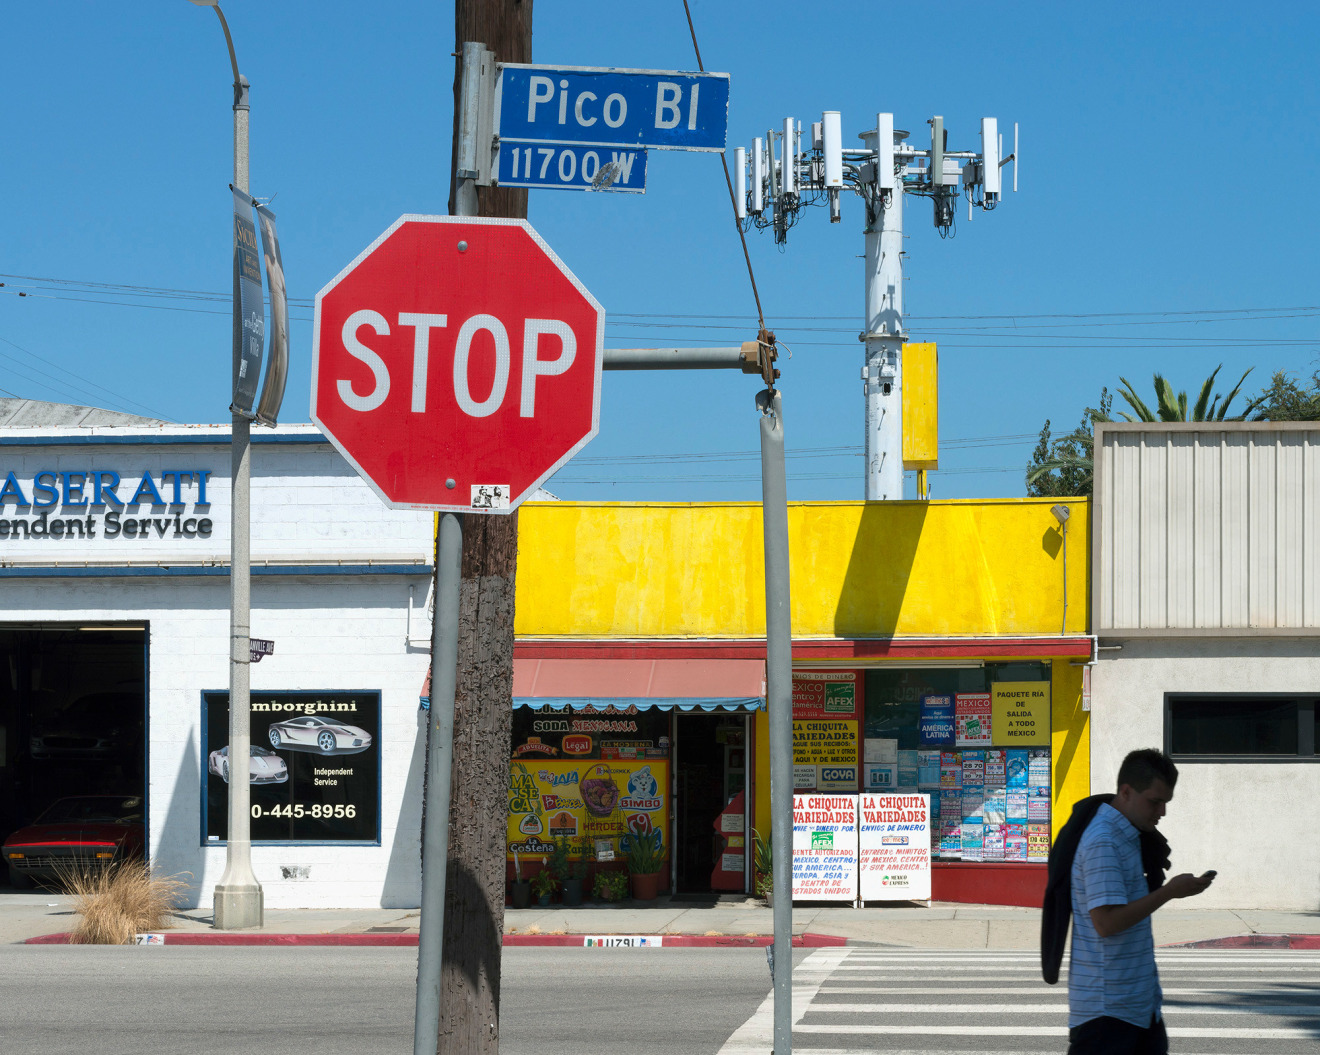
top-left (511, 497), bottom-right (1091, 906)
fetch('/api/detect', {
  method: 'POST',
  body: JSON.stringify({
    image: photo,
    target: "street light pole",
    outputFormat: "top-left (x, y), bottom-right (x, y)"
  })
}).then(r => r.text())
top-left (190, 0), bottom-right (263, 929)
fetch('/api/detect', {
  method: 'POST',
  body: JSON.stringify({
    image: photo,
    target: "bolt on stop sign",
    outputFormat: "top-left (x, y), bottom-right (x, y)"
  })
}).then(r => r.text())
top-left (312, 216), bottom-right (604, 512)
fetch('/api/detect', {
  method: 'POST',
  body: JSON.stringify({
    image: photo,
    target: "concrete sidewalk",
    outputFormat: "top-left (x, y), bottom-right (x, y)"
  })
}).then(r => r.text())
top-left (5, 890), bottom-right (1319, 948)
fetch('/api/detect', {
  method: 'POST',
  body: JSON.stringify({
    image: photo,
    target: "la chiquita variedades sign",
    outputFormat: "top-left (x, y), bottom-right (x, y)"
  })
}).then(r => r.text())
top-left (0, 468), bottom-right (214, 541)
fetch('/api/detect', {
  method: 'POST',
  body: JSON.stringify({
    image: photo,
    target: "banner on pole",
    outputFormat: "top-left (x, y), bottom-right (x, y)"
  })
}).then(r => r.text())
top-left (231, 188), bottom-right (265, 417)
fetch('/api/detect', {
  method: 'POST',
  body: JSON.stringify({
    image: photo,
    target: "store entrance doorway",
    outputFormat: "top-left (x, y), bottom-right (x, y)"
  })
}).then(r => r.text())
top-left (673, 711), bottom-right (747, 893)
top-left (0, 625), bottom-right (147, 888)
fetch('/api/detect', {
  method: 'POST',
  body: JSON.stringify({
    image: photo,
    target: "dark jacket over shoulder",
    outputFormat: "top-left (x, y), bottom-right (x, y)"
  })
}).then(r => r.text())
top-left (1040, 794), bottom-right (1170, 984)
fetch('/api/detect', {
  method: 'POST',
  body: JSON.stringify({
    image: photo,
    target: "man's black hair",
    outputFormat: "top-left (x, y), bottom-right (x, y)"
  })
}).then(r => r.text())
top-left (1117, 748), bottom-right (1178, 793)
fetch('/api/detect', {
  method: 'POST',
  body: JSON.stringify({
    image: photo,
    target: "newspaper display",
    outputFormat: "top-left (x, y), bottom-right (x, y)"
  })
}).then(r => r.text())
top-left (859, 793), bottom-right (931, 901)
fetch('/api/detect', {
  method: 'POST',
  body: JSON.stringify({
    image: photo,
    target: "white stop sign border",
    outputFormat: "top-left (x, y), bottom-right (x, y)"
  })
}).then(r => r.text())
top-left (311, 214), bottom-right (605, 514)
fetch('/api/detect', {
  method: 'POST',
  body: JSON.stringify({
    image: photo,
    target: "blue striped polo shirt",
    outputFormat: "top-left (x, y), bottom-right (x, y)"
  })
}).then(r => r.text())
top-left (1068, 803), bottom-right (1161, 1028)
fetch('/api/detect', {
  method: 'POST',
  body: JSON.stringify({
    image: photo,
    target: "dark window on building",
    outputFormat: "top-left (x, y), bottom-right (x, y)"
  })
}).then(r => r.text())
top-left (1166, 695), bottom-right (1318, 758)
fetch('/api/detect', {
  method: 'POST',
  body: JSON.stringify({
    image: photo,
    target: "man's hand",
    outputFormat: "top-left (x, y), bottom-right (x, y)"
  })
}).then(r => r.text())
top-left (1090, 871), bottom-right (1216, 937)
top-left (1164, 871), bottom-right (1215, 899)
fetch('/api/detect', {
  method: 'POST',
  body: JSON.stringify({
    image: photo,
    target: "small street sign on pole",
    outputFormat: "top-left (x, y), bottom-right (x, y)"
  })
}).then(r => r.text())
top-left (496, 64), bottom-right (730, 152)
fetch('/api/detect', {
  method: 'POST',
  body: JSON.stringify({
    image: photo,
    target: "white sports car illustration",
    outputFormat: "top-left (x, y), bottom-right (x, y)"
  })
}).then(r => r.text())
top-left (267, 716), bottom-right (372, 755)
top-left (208, 745), bottom-right (289, 784)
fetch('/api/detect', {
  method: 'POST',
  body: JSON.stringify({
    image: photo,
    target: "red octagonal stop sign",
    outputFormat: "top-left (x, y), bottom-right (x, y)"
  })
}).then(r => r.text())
top-left (312, 215), bottom-right (604, 511)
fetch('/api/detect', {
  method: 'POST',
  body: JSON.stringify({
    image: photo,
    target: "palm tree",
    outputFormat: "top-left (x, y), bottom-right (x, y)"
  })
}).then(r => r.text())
top-left (1116, 365), bottom-right (1263, 422)
top-left (1026, 391), bottom-right (1112, 497)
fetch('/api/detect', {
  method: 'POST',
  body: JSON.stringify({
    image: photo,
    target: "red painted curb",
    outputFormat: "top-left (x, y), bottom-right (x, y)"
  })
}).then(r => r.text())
top-left (1167, 934), bottom-right (1320, 950)
top-left (26, 931), bottom-right (847, 949)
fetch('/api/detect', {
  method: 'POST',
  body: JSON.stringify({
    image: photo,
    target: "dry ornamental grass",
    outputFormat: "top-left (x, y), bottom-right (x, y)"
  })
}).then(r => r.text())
top-left (55, 860), bottom-right (190, 945)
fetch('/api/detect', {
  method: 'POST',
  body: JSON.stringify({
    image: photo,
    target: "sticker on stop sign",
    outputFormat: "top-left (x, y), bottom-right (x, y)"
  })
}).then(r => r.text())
top-left (312, 215), bottom-right (604, 512)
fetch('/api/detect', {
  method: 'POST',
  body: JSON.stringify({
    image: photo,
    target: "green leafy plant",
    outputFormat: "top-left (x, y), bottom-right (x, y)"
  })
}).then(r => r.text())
top-left (547, 838), bottom-right (572, 882)
top-left (752, 827), bottom-right (773, 898)
top-left (592, 869), bottom-right (628, 901)
top-left (530, 867), bottom-right (558, 898)
top-left (624, 828), bottom-right (664, 875)
top-left (570, 835), bottom-right (593, 881)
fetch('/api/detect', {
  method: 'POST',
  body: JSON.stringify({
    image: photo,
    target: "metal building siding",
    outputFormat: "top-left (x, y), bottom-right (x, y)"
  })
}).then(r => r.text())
top-left (1095, 423), bottom-right (1320, 633)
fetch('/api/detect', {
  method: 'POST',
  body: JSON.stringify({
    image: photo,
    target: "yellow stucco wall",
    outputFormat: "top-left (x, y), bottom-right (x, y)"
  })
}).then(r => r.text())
top-left (515, 498), bottom-right (1089, 639)
top-left (515, 498), bottom-right (1092, 865)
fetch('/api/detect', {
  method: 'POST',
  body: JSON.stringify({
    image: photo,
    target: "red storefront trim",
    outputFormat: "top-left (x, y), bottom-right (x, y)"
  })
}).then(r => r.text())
top-left (932, 862), bottom-right (1047, 908)
top-left (514, 637), bottom-right (1092, 661)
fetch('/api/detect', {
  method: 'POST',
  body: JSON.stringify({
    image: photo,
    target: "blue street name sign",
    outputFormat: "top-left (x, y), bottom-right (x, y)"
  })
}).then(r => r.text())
top-left (497, 64), bottom-right (730, 151)
top-left (498, 142), bottom-right (648, 193)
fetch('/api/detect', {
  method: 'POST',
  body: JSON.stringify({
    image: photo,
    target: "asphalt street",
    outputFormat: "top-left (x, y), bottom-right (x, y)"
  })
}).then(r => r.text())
top-left (4, 944), bottom-right (1318, 1054)
top-left (0, 945), bottom-right (790, 1055)
top-left (719, 946), bottom-right (1320, 1055)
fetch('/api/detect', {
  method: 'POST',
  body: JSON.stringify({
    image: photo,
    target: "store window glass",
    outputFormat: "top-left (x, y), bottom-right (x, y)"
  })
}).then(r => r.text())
top-left (1167, 696), bottom-right (1308, 757)
top-left (864, 665), bottom-right (1053, 865)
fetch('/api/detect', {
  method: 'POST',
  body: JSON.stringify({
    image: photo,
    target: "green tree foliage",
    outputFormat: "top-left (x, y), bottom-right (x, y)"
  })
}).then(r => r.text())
top-left (1115, 364), bottom-right (1262, 422)
top-left (1251, 370), bottom-right (1320, 421)
top-left (1026, 389), bottom-right (1112, 497)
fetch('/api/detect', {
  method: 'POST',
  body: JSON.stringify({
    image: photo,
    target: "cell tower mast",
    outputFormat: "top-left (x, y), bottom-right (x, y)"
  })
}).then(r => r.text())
top-left (734, 112), bottom-right (1018, 499)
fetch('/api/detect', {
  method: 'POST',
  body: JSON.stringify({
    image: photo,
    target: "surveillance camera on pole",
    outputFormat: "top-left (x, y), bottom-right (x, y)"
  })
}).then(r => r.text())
top-left (733, 109), bottom-right (1018, 500)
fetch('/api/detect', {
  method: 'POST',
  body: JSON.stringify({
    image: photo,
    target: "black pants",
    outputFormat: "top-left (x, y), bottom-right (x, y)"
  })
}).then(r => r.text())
top-left (1068, 1014), bottom-right (1167, 1055)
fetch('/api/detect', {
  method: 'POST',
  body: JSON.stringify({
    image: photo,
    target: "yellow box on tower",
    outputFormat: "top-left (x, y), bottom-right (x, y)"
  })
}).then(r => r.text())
top-left (902, 342), bottom-right (938, 470)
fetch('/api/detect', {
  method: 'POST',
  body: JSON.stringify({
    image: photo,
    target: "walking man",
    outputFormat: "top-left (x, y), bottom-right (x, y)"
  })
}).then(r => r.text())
top-left (1067, 748), bottom-right (1215, 1054)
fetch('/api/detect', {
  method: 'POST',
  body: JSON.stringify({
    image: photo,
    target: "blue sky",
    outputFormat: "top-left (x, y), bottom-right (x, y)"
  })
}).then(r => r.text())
top-left (4, 2), bottom-right (1318, 501)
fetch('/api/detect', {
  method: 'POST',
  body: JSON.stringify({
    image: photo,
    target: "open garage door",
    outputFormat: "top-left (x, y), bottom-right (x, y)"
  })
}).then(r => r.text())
top-left (0, 625), bottom-right (146, 889)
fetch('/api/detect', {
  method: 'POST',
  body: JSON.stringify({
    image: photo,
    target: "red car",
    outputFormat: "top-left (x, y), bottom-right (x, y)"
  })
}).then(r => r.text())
top-left (3, 795), bottom-right (145, 889)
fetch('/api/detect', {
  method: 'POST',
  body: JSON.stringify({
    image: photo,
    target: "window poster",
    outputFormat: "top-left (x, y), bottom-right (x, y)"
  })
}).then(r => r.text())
top-left (793, 672), bottom-right (861, 792)
top-left (1007, 788), bottom-right (1028, 824)
top-left (1028, 785), bottom-right (1051, 821)
top-left (864, 764), bottom-right (896, 791)
top-left (1028, 748), bottom-right (1051, 787)
top-left (1006, 748), bottom-right (1029, 788)
top-left (897, 749), bottom-right (919, 790)
top-left (203, 690), bottom-right (380, 844)
top-left (940, 751), bottom-right (962, 787)
top-left (961, 750), bottom-right (985, 788)
top-left (983, 822), bottom-right (1005, 861)
top-left (919, 694), bottom-right (955, 746)
top-left (961, 820), bottom-right (984, 862)
top-left (507, 758), bottom-right (669, 863)
top-left (983, 788), bottom-right (1007, 824)
top-left (1028, 823), bottom-right (1051, 862)
top-left (917, 750), bottom-right (941, 788)
top-left (792, 793), bottom-right (858, 900)
top-left (1005, 823), bottom-right (1028, 862)
top-left (984, 748), bottom-right (1006, 786)
top-left (859, 793), bottom-right (931, 901)
top-left (954, 693), bottom-right (992, 747)
top-left (991, 682), bottom-right (1051, 746)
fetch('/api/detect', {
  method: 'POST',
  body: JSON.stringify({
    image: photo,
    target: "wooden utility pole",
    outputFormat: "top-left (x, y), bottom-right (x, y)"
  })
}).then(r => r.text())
top-left (434, 2), bottom-right (531, 1052)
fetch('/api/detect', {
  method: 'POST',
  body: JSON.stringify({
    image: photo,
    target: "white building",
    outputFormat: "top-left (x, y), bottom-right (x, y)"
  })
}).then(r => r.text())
top-left (0, 416), bottom-right (433, 908)
top-left (1091, 421), bottom-right (1320, 910)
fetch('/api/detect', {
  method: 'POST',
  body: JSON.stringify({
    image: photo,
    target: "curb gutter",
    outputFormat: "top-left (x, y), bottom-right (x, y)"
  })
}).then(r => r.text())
top-left (25, 931), bottom-right (848, 949)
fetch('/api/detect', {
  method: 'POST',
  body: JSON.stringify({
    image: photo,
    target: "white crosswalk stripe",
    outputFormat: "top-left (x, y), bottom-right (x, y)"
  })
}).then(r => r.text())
top-left (717, 947), bottom-right (1320, 1054)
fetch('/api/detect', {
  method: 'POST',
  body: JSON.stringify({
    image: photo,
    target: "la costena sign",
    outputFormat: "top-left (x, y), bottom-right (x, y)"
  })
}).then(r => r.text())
top-left (0, 468), bottom-right (214, 542)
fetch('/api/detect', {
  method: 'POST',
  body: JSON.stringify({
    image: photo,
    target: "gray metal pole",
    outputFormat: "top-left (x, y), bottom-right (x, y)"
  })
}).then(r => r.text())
top-left (209, 2), bottom-right (262, 930)
top-left (758, 387), bottom-right (793, 1055)
top-left (413, 511), bottom-right (463, 1055)
top-left (604, 347), bottom-right (746, 370)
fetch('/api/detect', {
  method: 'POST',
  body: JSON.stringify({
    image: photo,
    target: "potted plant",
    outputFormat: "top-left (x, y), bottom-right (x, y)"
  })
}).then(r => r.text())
top-left (530, 866), bottom-right (558, 907)
top-left (624, 827), bottom-right (665, 901)
top-left (592, 868), bottom-right (628, 902)
top-left (510, 851), bottom-right (531, 909)
top-left (548, 837), bottom-right (579, 907)
top-left (556, 836), bottom-right (589, 908)
top-left (752, 828), bottom-right (773, 907)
